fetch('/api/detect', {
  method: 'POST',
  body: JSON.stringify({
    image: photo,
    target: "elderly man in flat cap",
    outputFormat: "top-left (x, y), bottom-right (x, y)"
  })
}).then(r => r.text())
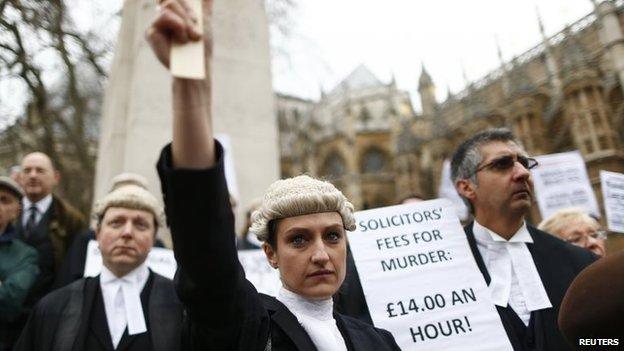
top-left (15, 182), bottom-right (182, 351)
top-left (0, 177), bottom-right (38, 351)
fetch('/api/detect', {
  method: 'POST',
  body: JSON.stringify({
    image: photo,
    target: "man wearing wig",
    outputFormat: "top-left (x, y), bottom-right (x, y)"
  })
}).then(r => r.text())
top-left (15, 180), bottom-right (182, 351)
top-left (149, 0), bottom-right (399, 349)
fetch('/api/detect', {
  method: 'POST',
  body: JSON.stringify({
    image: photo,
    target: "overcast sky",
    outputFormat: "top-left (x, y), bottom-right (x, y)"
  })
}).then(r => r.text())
top-left (0, 0), bottom-right (597, 129)
top-left (272, 0), bottom-right (595, 108)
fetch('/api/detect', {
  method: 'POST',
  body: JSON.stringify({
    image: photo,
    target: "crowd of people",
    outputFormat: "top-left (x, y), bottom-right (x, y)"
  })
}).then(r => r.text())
top-left (0, 0), bottom-right (621, 350)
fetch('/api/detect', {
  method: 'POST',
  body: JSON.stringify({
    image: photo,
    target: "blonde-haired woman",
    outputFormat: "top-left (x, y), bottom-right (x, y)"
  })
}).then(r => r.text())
top-left (148, 1), bottom-right (400, 349)
top-left (538, 208), bottom-right (607, 257)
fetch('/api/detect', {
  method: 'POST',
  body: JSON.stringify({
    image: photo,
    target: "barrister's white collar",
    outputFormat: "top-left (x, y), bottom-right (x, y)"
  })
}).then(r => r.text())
top-left (100, 262), bottom-right (149, 347)
top-left (473, 221), bottom-right (552, 312)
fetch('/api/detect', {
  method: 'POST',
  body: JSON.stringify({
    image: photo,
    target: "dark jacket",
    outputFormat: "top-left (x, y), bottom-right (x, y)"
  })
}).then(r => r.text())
top-left (14, 271), bottom-right (182, 351)
top-left (157, 143), bottom-right (400, 351)
top-left (0, 224), bottom-right (39, 350)
top-left (464, 222), bottom-right (597, 351)
top-left (16, 195), bottom-right (86, 308)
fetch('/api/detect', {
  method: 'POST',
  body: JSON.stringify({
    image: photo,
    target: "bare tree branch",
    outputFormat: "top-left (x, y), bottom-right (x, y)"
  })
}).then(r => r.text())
top-left (0, 0), bottom-right (109, 213)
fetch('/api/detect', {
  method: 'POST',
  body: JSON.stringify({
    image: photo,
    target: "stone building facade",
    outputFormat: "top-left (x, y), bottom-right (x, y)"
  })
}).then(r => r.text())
top-left (278, 65), bottom-right (416, 209)
top-left (276, 1), bottom-right (624, 250)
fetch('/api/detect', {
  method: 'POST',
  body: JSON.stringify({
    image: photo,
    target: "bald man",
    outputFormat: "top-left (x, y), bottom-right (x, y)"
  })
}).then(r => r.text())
top-left (16, 152), bottom-right (86, 313)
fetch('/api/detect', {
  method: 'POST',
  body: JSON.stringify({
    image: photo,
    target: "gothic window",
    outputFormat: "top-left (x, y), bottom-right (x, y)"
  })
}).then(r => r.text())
top-left (323, 152), bottom-right (346, 179)
top-left (584, 139), bottom-right (593, 154)
top-left (591, 110), bottom-right (602, 129)
top-left (359, 106), bottom-right (372, 124)
top-left (293, 108), bottom-right (301, 122)
top-left (598, 135), bottom-right (609, 150)
top-left (278, 109), bottom-right (287, 129)
top-left (579, 114), bottom-right (588, 130)
top-left (361, 148), bottom-right (387, 173)
top-left (569, 87), bottom-right (613, 156)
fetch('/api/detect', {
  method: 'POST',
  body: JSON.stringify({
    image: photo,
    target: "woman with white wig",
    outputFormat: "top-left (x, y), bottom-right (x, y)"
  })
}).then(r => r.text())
top-left (148, 0), bottom-right (400, 350)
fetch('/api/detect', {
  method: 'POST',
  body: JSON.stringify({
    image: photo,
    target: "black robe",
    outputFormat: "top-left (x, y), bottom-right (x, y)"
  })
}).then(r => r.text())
top-left (157, 143), bottom-right (400, 351)
top-left (464, 222), bottom-right (596, 351)
top-left (14, 271), bottom-right (182, 351)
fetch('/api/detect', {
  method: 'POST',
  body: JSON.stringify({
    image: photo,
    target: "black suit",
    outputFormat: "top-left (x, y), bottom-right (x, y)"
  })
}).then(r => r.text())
top-left (14, 271), bottom-right (182, 351)
top-left (16, 196), bottom-right (86, 309)
top-left (464, 222), bottom-right (596, 351)
top-left (157, 143), bottom-right (400, 351)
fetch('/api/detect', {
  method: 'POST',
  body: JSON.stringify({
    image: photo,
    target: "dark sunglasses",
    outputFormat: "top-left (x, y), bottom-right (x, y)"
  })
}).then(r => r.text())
top-left (471, 155), bottom-right (538, 176)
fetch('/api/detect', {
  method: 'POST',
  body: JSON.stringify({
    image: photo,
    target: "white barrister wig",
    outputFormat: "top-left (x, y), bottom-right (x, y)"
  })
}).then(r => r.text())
top-left (249, 175), bottom-right (356, 242)
top-left (109, 172), bottom-right (150, 192)
top-left (92, 184), bottom-right (166, 228)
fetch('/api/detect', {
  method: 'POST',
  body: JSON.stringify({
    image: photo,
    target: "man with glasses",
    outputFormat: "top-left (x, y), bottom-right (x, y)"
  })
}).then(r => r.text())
top-left (538, 208), bottom-right (607, 257)
top-left (450, 128), bottom-right (596, 351)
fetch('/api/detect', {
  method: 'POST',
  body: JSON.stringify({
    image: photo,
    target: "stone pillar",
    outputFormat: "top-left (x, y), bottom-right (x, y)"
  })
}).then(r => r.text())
top-left (595, 0), bottom-right (624, 95)
top-left (94, 0), bottom-right (279, 240)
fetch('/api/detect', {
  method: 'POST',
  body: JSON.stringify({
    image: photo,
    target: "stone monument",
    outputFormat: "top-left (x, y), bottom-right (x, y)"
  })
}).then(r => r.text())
top-left (94, 0), bottom-right (279, 243)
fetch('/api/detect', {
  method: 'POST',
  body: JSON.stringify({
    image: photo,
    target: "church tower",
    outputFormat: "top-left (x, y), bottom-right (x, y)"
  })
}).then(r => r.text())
top-left (418, 63), bottom-right (437, 116)
top-left (536, 7), bottom-right (562, 95)
top-left (593, 0), bottom-right (624, 94)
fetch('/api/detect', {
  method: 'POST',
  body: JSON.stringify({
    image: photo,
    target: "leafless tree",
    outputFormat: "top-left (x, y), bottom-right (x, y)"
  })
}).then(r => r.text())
top-left (0, 0), bottom-right (112, 213)
top-left (266, 0), bottom-right (297, 59)
top-left (0, 0), bottom-right (297, 214)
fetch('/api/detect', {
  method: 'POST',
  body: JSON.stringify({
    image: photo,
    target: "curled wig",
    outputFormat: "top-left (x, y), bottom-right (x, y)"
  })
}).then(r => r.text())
top-left (92, 184), bottom-right (166, 229)
top-left (249, 175), bottom-right (356, 243)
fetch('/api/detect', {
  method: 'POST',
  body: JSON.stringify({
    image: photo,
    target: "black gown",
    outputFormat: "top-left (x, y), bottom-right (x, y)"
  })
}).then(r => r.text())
top-left (157, 142), bottom-right (400, 351)
top-left (14, 271), bottom-right (182, 351)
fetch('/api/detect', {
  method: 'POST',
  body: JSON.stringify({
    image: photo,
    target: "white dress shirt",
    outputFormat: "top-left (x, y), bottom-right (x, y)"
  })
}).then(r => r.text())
top-left (100, 263), bottom-right (149, 348)
top-left (21, 194), bottom-right (53, 227)
top-left (473, 221), bottom-right (552, 326)
top-left (277, 287), bottom-right (348, 351)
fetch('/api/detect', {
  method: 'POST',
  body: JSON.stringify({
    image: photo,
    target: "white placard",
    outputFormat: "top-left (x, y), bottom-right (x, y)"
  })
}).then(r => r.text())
top-left (531, 151), bottom-right (599, 219)
top-left (348, 200), bottom-right (512, 350)
top-left (84, 240), bottom-right (177, 279)
top-left (238, 249), bottom-right (281, 296)
top-left (438, 159), bottom-right (469, 221)
top-left (600, 170), bottom-right (624, 233)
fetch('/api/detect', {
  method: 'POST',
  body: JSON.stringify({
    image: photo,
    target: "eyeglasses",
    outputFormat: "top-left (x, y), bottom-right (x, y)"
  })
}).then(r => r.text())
top-left (565, 230), bottom-right (608, 245)
top-left (471, 155), bottom-right (538, 176)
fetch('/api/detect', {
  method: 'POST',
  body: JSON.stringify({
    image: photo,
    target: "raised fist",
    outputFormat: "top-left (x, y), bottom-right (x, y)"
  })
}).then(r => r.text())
top-left (146, 0), bottom-right (213, 68)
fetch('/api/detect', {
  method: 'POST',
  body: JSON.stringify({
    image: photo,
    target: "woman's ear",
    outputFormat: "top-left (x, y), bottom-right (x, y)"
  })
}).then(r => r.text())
top-left (263, 243), bottom-right (278, 269)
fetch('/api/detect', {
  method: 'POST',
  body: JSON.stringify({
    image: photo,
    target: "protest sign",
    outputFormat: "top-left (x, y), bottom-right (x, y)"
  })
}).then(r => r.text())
top-left (348, 199), bottom-right (512, 350)
top-left (600, 170), bottom-right (624, 233)
top-left (84, 240), bottom-right (177, 279)
top-left (531, 151), bottom-right (599, 219)
top-left (438, 159), bottom-right (469, 221)
top-left (238, 249), bottom-right (281, 296)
